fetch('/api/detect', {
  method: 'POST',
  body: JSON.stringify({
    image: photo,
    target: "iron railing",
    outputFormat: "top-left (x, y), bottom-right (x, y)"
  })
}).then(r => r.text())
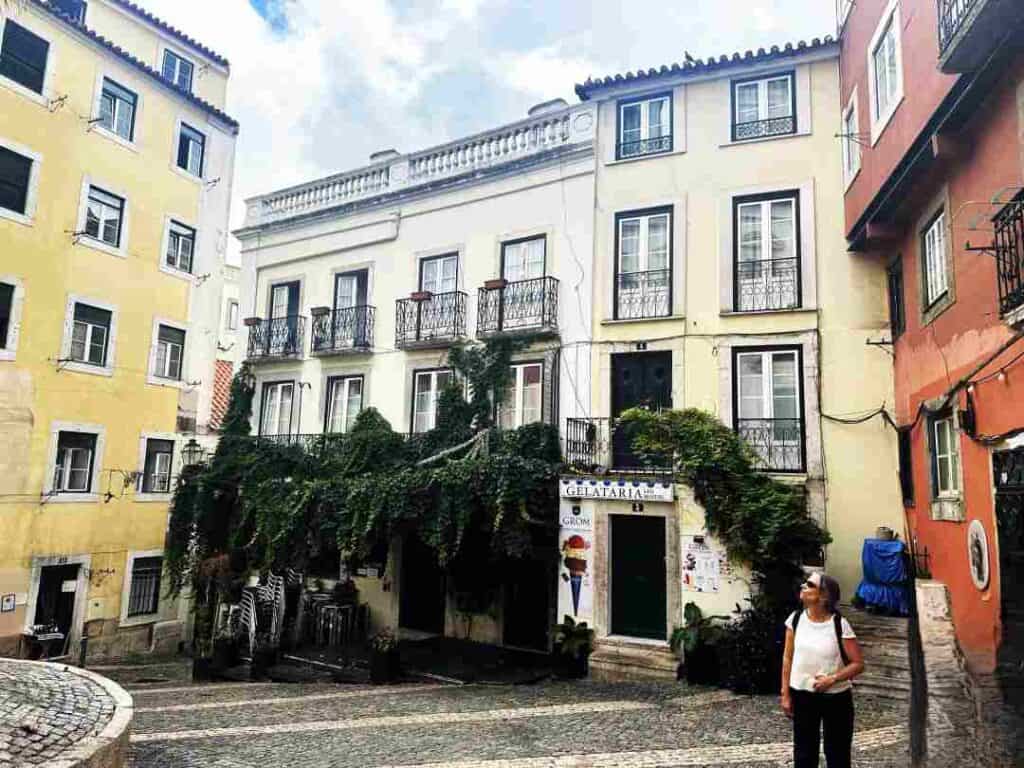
top-left (311, 306), bottom-right (375, 354)
top-left (615, 269), bottom-right (671, 320)
top-left (737, 418), bottom-right (804, 472)
top-left (732, 115), bottom-right (796, 142)
top-left (563, 417), bottom-right (672, 473)
top-left (477, 276), bottom-right (559, 336)
top-left (247, 316), bottom-right (305, 359)
top-left (994, 192), bottom-right (1024, 317)
top-left (395, 291), bottom-right (467, 348)
top-left (255, 433), bottom-right (349, 454)
top-left (735, 258), bottom-right (800, 312)
top-left (617, 135), bottom-right (672, 159)
top-left (938, 0), bottom-right (980, 55)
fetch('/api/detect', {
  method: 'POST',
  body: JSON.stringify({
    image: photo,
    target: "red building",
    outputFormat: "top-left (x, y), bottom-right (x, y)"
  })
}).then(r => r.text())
top-left (839, 0), bottom-right (1024, 676)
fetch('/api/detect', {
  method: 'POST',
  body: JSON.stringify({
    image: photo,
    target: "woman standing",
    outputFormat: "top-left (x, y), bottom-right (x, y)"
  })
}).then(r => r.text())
top-left (781, 572), bottom-right (865, 768)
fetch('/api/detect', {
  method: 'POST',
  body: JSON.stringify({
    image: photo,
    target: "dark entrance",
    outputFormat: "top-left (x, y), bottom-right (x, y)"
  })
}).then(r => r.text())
top-left (611, 351), bottom-right (672, 468)
top-left (995, 448), bottom-right (1024, 711)
top-left (502, 556), bottom-right (552, 651)
top-left (610, 515), bottom-right (666, 639)
top-left (399, 536), bottom-right (446, 635)
top-left (33, 564), bottom-right (80, 639)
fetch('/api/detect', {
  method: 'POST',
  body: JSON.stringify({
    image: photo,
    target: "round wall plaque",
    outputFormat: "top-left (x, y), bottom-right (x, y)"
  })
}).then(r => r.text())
top-left (967, 519), bottom-right (990, 591)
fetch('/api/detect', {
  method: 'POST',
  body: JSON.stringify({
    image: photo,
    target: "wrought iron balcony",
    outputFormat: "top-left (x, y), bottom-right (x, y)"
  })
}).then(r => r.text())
top-left (994, 191), bottom-right (1024, 321)
top-left (735, 258), bottom-right (800, 312)
top-left (563, 417), bottom-right (672, 474)
top-left (736, 418), bottom-right (805, 472)
top-left (246, 316), bottom-right (305, 360)
top-left (732, 115), bottom-right (796, 142)
top-left (937, 0), bottom-right (1019, 72)
top-left (617, 135), bottom-right (672, 160)
top-left (477, 276), bottom-right (559, 337)
top-left (255, 433), bottom-right (348, 454)
top-left (395, 290), bottom-right (467, 349)
top-left (615, 269), bottom-right (671, 320)
top-left (310, 305), bottom-right (375, 355)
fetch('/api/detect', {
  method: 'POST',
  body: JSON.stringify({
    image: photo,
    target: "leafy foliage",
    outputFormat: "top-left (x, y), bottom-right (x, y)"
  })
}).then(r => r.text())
top-left (553, 615), bottom-right (595, 660)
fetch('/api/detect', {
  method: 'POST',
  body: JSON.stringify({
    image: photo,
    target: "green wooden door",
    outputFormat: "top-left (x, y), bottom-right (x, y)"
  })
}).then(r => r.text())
top-left (610, 515), bottom-right (666, 639)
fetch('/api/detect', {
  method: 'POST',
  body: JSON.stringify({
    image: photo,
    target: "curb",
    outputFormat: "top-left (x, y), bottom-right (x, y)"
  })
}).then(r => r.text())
top-left (4, 659), bottom-right (134, 768)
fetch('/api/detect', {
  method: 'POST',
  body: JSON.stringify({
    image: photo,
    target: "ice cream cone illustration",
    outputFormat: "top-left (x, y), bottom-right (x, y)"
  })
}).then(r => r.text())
top-left (561, 534), bottom-right (589, 617)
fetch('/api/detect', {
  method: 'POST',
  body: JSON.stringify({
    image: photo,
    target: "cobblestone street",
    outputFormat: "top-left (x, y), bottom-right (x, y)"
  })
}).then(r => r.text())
top-left (96, 660), bottom-right (925, 768)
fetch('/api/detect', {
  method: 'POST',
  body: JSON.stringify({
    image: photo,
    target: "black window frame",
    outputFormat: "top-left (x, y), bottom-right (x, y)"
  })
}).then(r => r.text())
top-left (898, 428), bottom-right (914, 506)
top-left (141, 438), bottom-right (174, 494)
top-left (0, 145), bottom-right (33, 216)
top-left (323, 374), bottom-right (365, 434)
top-left (887, 258), bottom-right (906, 339)
top-left (0, 19), bottom-right (49, 95)
top-left (732, 190), bottom-right (802, 312)
top-left (730, 69), bottom-right (797, 142)
top-left (52, 0), bottom-right (87, 23)
top-left (0, 281), bottom-right (12, 349)
top-left (155, 324), bottom-right (186, 381)
top-left (53, 430), bottom-right (97, 494)
top-left (98, 77), bottom-right (138, 142)
top-left (166, 220), bottom-right (196, 273)
top-left (615, 91), bottom-right (673, 161)
top-left (70, 301), bottom-right (112, 367)
top-left (176, 123), bottom-right (206, 177)
top-left (127, 555), bottom-right (162, 617)
top-left (84, 185), bottom-right (125, 248)
top-left (500, 234), bottom-right (547, 280)
top-left (613, 205), bottom-right (674, 320)
top-left (418, 252), bottom-right (459, 293)
top-left (161, 49), bottom-right (194, 92)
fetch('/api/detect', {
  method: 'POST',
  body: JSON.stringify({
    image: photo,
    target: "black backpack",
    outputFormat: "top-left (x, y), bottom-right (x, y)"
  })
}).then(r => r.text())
top-left (791, 610), bottom-right (851, 666)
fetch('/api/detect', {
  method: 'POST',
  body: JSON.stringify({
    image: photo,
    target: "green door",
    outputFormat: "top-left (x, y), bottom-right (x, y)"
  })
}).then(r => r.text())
top-left (610, 515), bottom-right (666, 639)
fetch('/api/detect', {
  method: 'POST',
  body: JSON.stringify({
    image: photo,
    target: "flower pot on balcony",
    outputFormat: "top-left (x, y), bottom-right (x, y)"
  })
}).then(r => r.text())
top-left (410, 291), bottom-right (432, 301)
top-left (310, 306), bottom-right (331, 317)
top-left (483, 278), bottom-right (508, 290)
top-left (243, 316), bottom-right (262, 327)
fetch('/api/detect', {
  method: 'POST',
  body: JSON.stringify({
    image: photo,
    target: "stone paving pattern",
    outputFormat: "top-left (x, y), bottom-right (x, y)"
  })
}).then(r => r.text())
top-left (0, 660), bottom-right (117, 766)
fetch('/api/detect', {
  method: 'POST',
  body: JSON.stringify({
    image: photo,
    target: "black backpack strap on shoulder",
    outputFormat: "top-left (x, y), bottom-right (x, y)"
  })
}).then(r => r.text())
top-left (791, 610), bottom-right (801, 632)
top-left (834, 613), bottom-right (850, 666)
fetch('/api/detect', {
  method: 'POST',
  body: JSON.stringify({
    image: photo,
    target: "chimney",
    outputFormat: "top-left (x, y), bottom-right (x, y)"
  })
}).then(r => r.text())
top-left (527, 98), bottom-right (569, 117)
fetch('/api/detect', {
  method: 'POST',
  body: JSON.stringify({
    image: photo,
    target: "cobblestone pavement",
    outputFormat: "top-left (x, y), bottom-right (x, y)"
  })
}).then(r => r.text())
top-left (0, 660), bottom-right (117, 766)
top-left (110, 659), bottom-right (932, 768)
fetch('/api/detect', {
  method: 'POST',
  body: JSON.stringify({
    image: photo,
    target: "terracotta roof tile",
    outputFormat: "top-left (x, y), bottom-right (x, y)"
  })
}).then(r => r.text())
top-left (107, 0), bottom-right (229, 67)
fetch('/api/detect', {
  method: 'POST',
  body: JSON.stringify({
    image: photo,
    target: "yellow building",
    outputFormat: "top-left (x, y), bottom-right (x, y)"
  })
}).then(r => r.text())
top-left (0, 0), bottom-right (237, 659)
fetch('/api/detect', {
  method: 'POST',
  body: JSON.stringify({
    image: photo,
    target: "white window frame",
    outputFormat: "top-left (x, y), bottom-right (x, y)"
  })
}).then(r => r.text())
top-left (734, 349), bottom-right (804, 471)
top-left (161, 218), bottom-right (196, 276)
top-left (923, 210), bottom-right (949, 307)
top-left (147, 316), bottom-right (188, 388)
top-left (43, 421), bottom-right (105, 503)
top-left (259, 380), bottom-right (295, 436)
top-left (89, 71), bottom-right (143, 152)
top-left (60, 294), bottom-right (117, 377)
top-left (226, 299), bottom-right (239, 330)
top-left (412, 368), bottom-right (454, 433)
top-left (136, 432), bottom-right (177, 501)
top-left (0, 135), bottom-right (42, 226)
top-left (498, 362), bottom-right (543, 429)
top-left (932, 415), bottom-right (961, 498)
top-left (97, 77), bottom-right (137, 142)
top-left (160, 48), bottom-right (194, 92)
top-left (867, 0), bottom-right (904, 145)
top-left (0, 274), bottom-right (25, 361)
top-left (325, 375), bottom-right (364, 434)
top-left (842, 91), bottom-right (861, 187)
top-left (120, 549), bottom-right (164, 627)
top-left (617, 93), bottom-right (672, 159)
top-left (75, 176), bottom-right (129, 258)
top-left (0, 15), bottom-right (54, 107)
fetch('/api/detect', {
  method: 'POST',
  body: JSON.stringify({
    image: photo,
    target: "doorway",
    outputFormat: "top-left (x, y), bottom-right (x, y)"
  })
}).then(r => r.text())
top-left (995, 448), bottom-right (1024, 709)
top-left (502, 556), bottom-right (552, 651)
top-left (32, 564), bottom-right (81, 648)
top-left (610, 515), bottom-right (666, 640)
top-left (399, 536), bottom-right (446, 635)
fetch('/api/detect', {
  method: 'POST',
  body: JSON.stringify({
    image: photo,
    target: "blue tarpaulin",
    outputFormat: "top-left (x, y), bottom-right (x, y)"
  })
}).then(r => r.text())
top-left (855, 539), bottom-right (910, 616)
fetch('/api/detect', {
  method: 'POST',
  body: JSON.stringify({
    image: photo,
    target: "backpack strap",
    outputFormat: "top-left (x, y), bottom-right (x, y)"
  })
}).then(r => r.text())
top-left (834, 613), bottom-right (850, 666)
top-left (791, 610), bottom-right (801, 632)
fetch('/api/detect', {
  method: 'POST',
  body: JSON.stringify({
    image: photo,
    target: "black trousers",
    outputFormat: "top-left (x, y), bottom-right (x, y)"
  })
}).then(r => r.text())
top-left (790, 688), bottom-right (854, 768)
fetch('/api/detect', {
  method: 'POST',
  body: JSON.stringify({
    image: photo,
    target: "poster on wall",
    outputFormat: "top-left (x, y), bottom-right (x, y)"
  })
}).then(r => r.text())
top-left (681, 536), bottom-right (726, 593)
top-left (557, 500), bottom-right (594, 624)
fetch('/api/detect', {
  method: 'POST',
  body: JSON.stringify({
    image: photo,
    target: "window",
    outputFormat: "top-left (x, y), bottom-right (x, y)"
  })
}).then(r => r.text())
top-left (0, 282), bottom-right (12, 349)
top-left (922, 210), bottom-right (949, 307)
top-left (930, 414), bottom-right (960, 497)
top-left (498, 362), bottom-right (542, 429)
top-left (84, 186), bottom-right (124, 247)
top-left (325, 375), bottom-right (363, 433)
top-left (161, 50), bottom-right (194, 92)
top-left (166, 221), bottom-right (195, 273)
top-left (898, 429), bottom-right (914, 506)
top-left (0, 20), bottom-right (49, 94)
top-left (412, 369), bottom-right (453, 433)
top-left (53, 431), bottom-right (96, 493)
top-left (154, 324), bottom-right (185, 380)
top-left (141, 439), bottom-right (173, 493)
top-left (419, 253), bottom-right (458, 294)
top-left (615, 207), bottom-right (671, 319)
top-left (732, 72), bottom-right (795, 141)
top-left (617, 93), bottom-right (671, 159)
top-left (0, 146), bottom-right (33, 215)
top-left (502, 237), bottom-right (546, 282)
top-left (870, 6), bottom-right (902, 127)
top-left (227, 300), bottom-right (239, 330)
top-left (734, 348), bottom-right (804, 472)
top-left (176, 123), bottom-right (205, 177)
top-left (887, 260), bottom-right (906, 339)
top-left (127, 556), bottom-right (162, 617)
top-left (734, 193), bottom-right (800, 312)
top-left (260, 381), bottom-right (294, 436)
top-left (70, 302), bottom-right (111, 367)
top-left (98, 78), bottom-right (137, 141)
top-left (842, 97), bottom-right (861, 182)
top-left (53, 0), bottom-right (87, 23)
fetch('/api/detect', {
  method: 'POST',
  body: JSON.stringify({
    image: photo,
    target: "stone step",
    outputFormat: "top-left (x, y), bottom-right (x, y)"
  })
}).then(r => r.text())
top-left (589, 639), bottom-right (678, 683)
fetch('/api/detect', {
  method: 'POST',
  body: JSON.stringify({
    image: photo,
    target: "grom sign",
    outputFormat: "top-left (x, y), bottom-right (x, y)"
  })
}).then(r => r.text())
top-left (559, 477), bottom-right (675, 503)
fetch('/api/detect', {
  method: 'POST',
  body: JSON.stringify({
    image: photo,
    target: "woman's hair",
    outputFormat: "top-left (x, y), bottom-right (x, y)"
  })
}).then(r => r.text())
top-left (818, 574), bottom-right (842, 614)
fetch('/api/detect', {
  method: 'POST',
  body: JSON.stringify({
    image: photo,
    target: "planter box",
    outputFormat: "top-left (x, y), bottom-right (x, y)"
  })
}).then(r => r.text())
top-left (483, 278), bottom-right (508, 290)
top-left (409, 291), bottom-right (432, 301)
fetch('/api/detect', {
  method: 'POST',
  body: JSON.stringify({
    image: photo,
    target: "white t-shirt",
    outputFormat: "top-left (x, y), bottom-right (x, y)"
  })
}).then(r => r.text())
top-left (785, 610), bottom-right (856, 694)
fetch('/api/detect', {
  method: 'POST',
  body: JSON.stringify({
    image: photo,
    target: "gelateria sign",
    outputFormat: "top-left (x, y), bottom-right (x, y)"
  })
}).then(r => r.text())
top-left (559, 477), bottom-right (675, 503)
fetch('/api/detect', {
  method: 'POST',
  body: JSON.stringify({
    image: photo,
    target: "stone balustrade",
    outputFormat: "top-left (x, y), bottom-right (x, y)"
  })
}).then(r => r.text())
top-left (243, 103), bottom-right (595, 228)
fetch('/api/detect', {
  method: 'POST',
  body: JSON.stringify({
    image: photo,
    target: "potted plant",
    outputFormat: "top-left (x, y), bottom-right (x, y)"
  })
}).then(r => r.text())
top-left (483, 278), bottom-right (507, 290)
top-left (673, 602), bottom-right (725, 686)
top-left (369, 627), bottom-right (400, 684)
top-left (409, 290), bottom-right (432, 301)
top-left (553, 615), bottom-right (595, 679)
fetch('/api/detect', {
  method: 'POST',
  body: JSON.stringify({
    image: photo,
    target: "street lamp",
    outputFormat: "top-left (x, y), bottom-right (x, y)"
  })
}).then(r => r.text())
top-left (181, 438), bottom-right (205, 466)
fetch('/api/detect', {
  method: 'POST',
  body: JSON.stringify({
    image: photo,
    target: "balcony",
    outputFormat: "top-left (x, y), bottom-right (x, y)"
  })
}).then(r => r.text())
top-left (937, 0), bottom-right (1021, 73)
top-left (736, 418), bottom-right (805, 473)
top-left (731, 115), bottom-right (796, 142)
top-left (395, 291), bottom-right (467, 349)
top-left (615, 269), bottom-right (671, 320)
top-left (310, 305), bottom-right (375, 355)
top-left (246, 316), bottom-right (305, 360)
top-left (994, 192), bottom-right (1024, 324)
top-left (617, 135), bottom-right (672, 160)
top-left (477, 276), bottom-right (559, 338)
top-left (563, 417), bottom-right (672, 474)
top-left (255, 433), bottom-right (348, 454)
top-left (735, 258), bottom-right (800, 312)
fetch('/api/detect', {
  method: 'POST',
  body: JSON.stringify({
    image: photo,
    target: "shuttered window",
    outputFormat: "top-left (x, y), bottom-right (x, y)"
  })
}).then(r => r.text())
top-left (0, 20), bottom-right (49, 94)
top-left (0, 146), bottom-right (32, 215)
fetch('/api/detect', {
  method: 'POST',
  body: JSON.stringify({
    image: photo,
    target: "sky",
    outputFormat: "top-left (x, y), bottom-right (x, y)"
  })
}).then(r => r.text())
top-left (138, 0), bottom-right (838, 235)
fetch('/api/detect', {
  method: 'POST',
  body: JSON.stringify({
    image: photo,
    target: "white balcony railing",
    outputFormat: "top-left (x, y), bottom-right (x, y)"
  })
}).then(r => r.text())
top-left (243, 103), bottom-right (596, 228)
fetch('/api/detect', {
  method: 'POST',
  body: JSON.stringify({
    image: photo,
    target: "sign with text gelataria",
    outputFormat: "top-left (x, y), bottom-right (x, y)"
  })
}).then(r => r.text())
top-left (559, 478), bottom-right (674, 503)
top-left (557, 500), bottom-right (594, 624)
